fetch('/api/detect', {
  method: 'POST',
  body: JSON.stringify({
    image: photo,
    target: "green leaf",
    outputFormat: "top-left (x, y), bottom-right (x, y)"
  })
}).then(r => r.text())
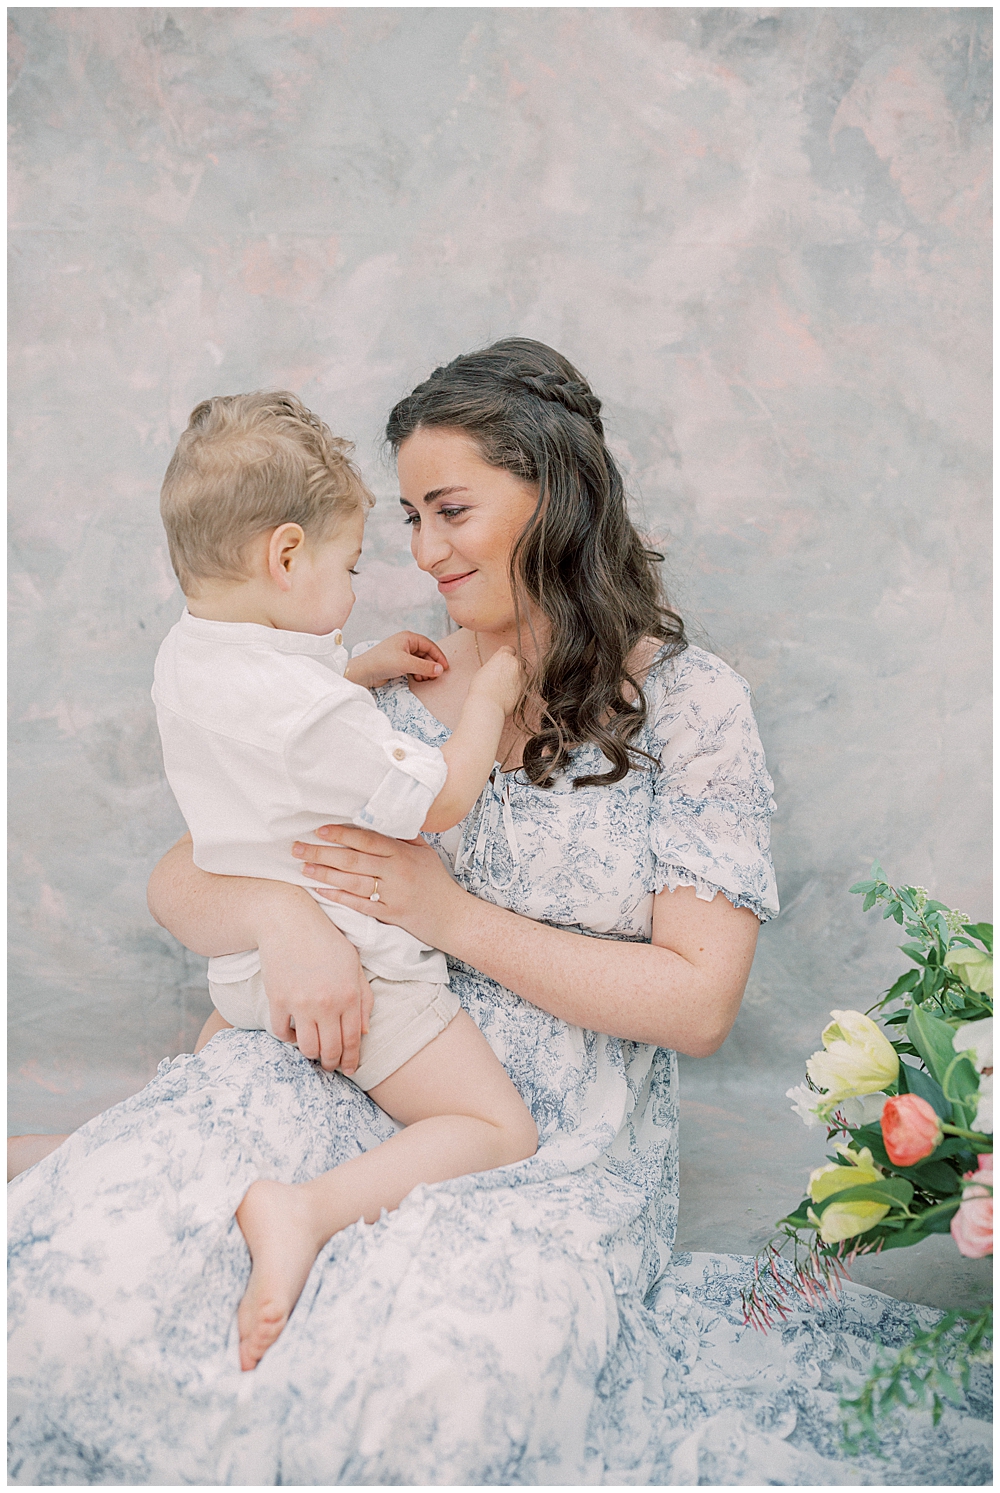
top-left (903, 1160), bottom-right (963, 1195)
top-left (886, 970), bottom-right (921, 1001)
top-left (849, 880), bottom-right (876, 895)
top-left (874, 1224), bottom-right (933, 1251)
top-left (900, 942), bottom-right (928, 964)
top-left (901, 1062), bottom-right (952, 1120)
top-left (810, 1178), bottom-right (914, 1215)
top-left (863, 890), bottom-right (877, 911)
top-left (907, 1007), bottom-right (961, 1088)
top-left (777, 1200), bottom-right (813, 1230)
top-left (963, 922), bottom-right (992, 955)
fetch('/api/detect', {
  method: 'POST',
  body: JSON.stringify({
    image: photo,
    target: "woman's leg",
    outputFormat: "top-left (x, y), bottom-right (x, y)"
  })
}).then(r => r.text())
top-left (235, 1009), bottom-right (538, 1370)
top-left (9, 1013), bottom-right (234, 1182)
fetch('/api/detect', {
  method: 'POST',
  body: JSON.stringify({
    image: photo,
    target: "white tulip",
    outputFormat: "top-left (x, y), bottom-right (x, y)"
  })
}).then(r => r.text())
top-left (837, 1092), bottom-right (889, 1128)
top-left (952, 1016), bottom-right (992, 1074)
top-left (972, 1073), bottom-right (992, 1135)
top-left (786, 1084), bottom-right (824, 1127)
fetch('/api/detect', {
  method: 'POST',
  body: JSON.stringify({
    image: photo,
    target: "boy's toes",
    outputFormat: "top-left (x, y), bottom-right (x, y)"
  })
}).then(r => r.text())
top-left (238, 1299), bottom-right (288, 1371)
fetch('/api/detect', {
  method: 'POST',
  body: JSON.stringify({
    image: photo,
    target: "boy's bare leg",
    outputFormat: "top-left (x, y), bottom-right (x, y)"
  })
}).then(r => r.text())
top-left (195, 1009), bottom-right (234, 1052)
top-left (235, 1009), bottom-right (537, 1370)
top-left (8, 1134), bottom-right (70, 1181)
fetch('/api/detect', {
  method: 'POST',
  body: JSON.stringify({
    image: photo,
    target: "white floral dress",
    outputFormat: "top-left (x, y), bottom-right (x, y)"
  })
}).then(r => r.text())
top-left (7, 648), bottom-right (991, 1485)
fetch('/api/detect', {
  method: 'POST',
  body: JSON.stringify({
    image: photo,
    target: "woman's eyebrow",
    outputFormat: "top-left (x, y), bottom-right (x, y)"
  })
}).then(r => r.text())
top-left (421, 485), bottom-right (469, 504)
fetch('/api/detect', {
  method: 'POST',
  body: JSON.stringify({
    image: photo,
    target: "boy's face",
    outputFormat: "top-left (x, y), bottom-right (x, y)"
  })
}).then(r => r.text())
top-left (289, 509), bottom-right (365, 636)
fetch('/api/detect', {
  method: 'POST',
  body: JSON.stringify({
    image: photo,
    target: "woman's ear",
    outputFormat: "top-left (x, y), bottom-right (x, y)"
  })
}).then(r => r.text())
top-left (267, 523), bottom-right (306, 589)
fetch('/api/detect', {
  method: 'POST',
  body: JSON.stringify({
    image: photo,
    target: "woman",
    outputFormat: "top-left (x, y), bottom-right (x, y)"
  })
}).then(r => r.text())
top-left (8, 342), bottom-right (989, 1485)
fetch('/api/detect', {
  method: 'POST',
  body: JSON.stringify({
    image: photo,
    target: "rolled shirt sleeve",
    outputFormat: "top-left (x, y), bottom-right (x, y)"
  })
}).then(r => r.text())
top-left (285, 685), bottom-right (448, 840)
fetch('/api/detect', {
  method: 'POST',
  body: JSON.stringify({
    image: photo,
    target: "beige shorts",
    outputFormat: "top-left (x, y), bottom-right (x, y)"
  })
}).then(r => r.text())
top-left (207, 968), bottom-right (460, 1092)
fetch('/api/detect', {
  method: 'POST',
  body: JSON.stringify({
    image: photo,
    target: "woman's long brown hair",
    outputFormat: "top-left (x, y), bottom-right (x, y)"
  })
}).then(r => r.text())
top-left (386, 338), bottom-right (687, 788)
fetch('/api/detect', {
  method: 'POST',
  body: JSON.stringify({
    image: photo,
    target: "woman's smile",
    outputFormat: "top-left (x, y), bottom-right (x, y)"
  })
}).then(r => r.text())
top-left (434, 568), bottom-right (477, 593)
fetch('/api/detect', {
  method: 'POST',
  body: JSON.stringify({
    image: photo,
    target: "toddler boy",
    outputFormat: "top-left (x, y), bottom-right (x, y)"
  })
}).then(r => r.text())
top-left (153, 391), bottom-right (537, 1371)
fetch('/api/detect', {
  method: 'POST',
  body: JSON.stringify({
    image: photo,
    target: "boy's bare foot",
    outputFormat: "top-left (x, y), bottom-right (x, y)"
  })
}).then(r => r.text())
top-left (234, 1179), bottom-right (328, 1371)
top-left (8, 1134), bottom-right (70, 1182)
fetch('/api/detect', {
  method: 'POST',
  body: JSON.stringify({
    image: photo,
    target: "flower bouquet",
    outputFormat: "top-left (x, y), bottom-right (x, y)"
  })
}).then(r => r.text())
top-left (743, 866), bottom-right (992, 1447)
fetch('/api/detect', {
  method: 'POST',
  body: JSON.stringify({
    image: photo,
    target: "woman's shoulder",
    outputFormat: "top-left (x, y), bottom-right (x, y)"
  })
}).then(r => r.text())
top-left (643, 642), bottom-right (756, 716)
top-left (371, 673), bottom-right (451, 747)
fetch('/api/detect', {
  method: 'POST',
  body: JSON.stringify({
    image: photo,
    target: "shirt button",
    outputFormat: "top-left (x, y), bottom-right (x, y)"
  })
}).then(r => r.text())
top-left (333, 631), bottom-right (343, 646)
top-left (392, 747), bottom-right (406, 761)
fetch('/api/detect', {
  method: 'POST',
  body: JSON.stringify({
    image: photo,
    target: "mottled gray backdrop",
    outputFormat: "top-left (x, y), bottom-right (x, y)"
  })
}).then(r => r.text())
top-left (8, 8), bottom-right (991, 1302)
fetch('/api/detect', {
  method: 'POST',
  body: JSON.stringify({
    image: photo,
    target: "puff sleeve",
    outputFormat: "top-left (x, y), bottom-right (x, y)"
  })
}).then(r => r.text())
top-left (649, 651), bottom-right (779, 922)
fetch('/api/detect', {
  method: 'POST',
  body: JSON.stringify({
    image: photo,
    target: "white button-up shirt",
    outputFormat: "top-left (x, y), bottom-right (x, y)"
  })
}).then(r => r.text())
top-left (153, 611), bottom-right (449, 986)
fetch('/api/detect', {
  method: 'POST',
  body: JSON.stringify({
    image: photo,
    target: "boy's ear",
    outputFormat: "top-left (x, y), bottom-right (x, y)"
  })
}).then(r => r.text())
top-left (267, 524), bottom-right (306, 588)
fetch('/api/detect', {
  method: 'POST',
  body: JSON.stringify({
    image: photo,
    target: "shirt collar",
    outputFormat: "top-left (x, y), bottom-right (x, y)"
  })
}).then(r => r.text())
top-left (177, 609), bottom-right (348, 673)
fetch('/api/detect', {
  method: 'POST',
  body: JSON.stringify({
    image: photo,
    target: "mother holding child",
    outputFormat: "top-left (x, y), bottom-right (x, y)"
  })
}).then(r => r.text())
top-left (9, 340), bottom-right (983, 1485)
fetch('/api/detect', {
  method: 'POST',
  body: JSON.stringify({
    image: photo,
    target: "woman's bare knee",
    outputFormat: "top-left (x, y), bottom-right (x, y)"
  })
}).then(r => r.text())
top-left (8, 1134), bottom-right (69, 1182)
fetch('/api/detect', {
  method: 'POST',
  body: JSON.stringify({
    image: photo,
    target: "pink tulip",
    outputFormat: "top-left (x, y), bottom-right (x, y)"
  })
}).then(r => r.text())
top-left (881, 1094), bottom-right (943, 1166)
top-left (950, 1154), bottom-right (993, 1259)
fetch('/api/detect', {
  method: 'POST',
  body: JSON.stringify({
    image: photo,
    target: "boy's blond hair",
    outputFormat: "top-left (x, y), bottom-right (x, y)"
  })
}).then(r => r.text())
top-left (160, 391), bottom-right (373, 594)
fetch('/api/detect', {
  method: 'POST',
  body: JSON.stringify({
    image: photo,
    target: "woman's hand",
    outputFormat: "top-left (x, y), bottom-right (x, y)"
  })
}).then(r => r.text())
top-left (258, 911), bottom-right (374, 1075)
top-left (293, 826), bottom-right (467, 950)
top-left (148, 834), bottom-right (374, 1072)
top-left (293, 829), bottom-right (759, 1055)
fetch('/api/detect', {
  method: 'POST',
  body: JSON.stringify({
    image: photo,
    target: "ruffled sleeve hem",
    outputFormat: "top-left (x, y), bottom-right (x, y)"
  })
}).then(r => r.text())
top-left (652, 861), bottom-right (778, 923)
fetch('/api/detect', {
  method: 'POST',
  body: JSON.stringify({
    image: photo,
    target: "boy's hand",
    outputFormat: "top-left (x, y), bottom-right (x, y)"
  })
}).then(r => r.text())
top-left (468, 645), bottom-right (525, 717)
top-left (258, 910), bottom-right (374, 1074)
top-left (344, 632), bottom-right (448, 689)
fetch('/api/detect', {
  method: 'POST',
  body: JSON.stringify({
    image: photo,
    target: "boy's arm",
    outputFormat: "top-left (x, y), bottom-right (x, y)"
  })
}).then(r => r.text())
top-left (422, 694), bottom-right (505, 832)
top-left (344, 632), bottom-right (448, 688)
top-left (421, 647), bottom-right (524, 833)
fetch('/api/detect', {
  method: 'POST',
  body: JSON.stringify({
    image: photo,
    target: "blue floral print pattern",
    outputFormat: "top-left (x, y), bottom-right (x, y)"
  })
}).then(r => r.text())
top-left (7, 648), bottom-right (990, 1484)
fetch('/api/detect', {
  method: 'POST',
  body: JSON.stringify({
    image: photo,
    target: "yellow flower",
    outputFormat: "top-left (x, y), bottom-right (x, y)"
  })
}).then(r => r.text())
top-left (944, 947), bottom-right (993, 997)
top-left (805, 1010), bottom-right (899, 1105)
top-left (807, 1145), bottom-right (890, 1245)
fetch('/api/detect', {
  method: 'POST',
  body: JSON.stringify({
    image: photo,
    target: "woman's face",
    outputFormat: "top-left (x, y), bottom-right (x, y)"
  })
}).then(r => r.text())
top-left (397, 427), bottom-right (538, 635)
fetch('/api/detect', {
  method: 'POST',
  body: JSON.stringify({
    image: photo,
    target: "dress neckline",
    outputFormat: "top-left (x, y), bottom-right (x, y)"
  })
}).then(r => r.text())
top-left (383, 646), bottom-right (678, 781)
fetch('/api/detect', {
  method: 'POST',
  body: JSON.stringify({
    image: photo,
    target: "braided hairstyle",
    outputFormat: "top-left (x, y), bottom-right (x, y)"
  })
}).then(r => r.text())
top-left (385, 338), bottom-right (687, 789)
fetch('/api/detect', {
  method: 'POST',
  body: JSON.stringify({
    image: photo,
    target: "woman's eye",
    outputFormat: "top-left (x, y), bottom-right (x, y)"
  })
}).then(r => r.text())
top-left (349, 568), bottom-right (359, 576)
top-left (402, 511), bottom-right (419, 526)
top-left (440, 507), bottom-right (468, 520)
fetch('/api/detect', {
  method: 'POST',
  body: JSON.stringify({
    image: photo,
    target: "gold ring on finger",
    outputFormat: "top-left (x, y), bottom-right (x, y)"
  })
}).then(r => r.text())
top-left (369, 876), bottom-right (380, 903)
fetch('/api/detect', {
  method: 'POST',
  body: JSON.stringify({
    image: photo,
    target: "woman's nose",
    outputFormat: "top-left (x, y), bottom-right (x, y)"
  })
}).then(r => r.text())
top-left (412, 521), bottom-right (451, 573)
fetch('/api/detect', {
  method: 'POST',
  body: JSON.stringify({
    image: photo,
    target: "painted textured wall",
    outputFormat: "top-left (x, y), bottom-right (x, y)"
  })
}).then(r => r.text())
top-left (9, 2), bottom-right (991, 1275)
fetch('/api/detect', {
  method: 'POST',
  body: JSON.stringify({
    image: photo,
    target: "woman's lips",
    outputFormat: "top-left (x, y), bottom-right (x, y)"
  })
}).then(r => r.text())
top-left (435, 570), bottom-right (477, 593)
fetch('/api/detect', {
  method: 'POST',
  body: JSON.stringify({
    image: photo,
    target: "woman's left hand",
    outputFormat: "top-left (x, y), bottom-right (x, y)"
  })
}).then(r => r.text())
top-left (293, 826), bottom-right (464, 946)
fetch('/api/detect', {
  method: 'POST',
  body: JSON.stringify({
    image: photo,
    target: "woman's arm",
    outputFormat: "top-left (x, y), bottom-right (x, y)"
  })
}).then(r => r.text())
top-left (147, 835), bottom-right (374, 1073)
top-left (294, 829), bottom-right (758, 1056)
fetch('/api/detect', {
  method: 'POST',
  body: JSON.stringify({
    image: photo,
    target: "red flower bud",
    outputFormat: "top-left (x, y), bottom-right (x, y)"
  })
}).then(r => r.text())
top-left (881, 1093), bottom-right (943, 1167)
